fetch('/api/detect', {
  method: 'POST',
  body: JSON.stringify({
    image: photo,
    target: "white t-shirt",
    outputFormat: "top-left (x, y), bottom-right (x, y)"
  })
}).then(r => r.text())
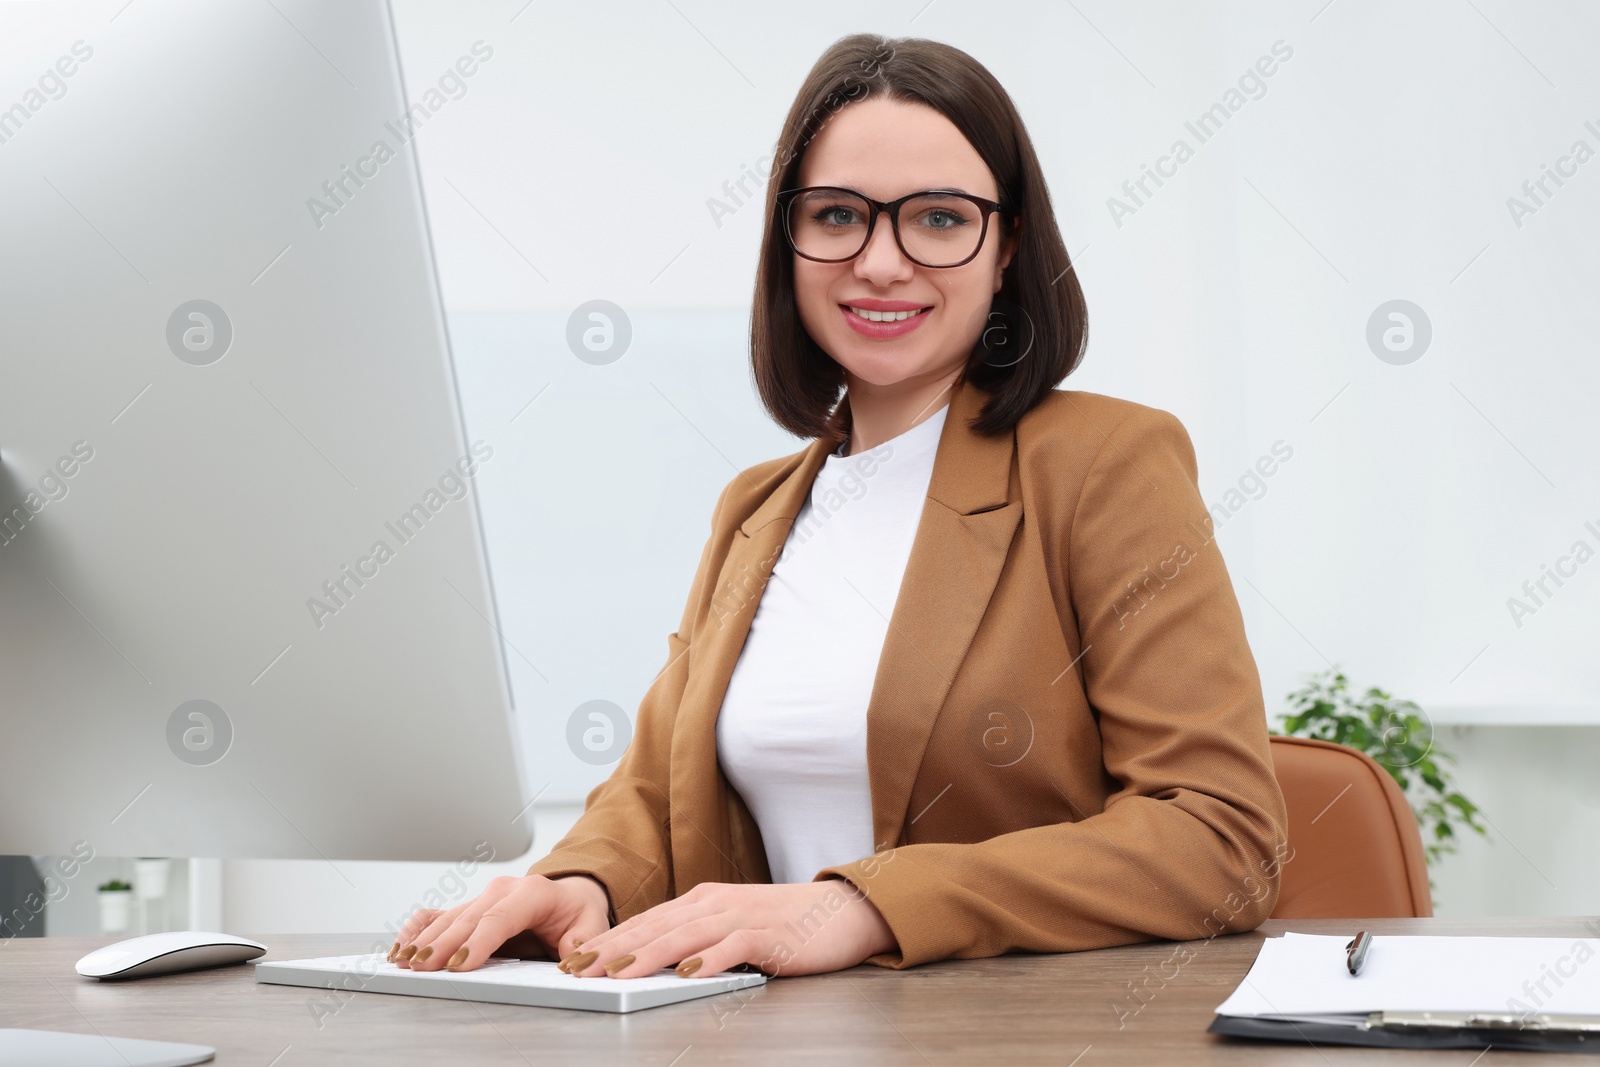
top-left (715, 400), bottom-right (950, 884)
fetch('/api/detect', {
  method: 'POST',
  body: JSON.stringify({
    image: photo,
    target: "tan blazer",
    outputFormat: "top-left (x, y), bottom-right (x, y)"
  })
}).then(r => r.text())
top-left (527, 373), bottom-right (1289, 969)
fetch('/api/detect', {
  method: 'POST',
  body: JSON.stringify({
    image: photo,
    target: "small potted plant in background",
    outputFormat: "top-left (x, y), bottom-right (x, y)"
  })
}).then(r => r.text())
top-left (97, 879), bottom-right (134, 935)
top-left (1272, 666), bottom-right (1490, 888)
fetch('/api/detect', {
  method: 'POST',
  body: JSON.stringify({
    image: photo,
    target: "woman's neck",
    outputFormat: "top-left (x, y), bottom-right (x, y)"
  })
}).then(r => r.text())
top-left (839, 368), bottom-right (961, 457)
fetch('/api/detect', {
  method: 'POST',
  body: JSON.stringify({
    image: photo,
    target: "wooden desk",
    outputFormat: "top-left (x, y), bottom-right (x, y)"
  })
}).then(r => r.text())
top-left (4, 917), bottom-right (1591, 1064)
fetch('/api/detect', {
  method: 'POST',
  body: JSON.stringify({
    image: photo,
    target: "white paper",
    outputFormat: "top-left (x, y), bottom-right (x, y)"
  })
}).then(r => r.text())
top-left (1216, 934), bottom-right (1600, 1018)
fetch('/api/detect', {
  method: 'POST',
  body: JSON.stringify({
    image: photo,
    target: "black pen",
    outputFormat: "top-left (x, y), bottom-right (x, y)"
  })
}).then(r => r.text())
top-left (1346, 931), bottom-right (1373, 976)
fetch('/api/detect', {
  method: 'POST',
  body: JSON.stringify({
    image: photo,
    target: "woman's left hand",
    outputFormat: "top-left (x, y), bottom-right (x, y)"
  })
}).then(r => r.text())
top-left (560, 877), bottom-right (897, 979)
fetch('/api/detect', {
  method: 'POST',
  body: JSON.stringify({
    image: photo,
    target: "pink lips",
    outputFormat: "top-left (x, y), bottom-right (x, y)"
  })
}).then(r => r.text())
top-left (839, 303), bottom-right (933, 339)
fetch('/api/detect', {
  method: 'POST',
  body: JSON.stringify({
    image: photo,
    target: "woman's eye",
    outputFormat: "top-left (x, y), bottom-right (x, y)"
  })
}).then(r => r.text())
top-left (813, 207), bottom-right (858, 226)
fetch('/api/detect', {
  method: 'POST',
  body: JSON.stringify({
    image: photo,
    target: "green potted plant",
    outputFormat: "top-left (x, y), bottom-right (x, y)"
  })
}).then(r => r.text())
top-left (1272, 667), bottom-right (1489, 885)
top-left (97, 878), bottom-right (134, 934)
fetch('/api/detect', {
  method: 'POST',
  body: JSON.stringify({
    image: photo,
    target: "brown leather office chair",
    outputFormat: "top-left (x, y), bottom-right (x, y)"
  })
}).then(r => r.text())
top-left (1268, 735), bottom-right (1433, 918)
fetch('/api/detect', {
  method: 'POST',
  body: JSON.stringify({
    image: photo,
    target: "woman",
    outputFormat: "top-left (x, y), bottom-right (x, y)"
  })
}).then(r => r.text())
top-left (391, 33), bottom-right (1288, 981)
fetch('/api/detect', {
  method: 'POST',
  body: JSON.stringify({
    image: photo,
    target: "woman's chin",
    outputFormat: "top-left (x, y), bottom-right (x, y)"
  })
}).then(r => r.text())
top-left (832, 348), bottom-right (944, 387)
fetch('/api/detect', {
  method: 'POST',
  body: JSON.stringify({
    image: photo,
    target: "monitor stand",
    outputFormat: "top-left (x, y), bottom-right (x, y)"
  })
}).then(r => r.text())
top-left (0, 1028), bottom-right (214, 1066)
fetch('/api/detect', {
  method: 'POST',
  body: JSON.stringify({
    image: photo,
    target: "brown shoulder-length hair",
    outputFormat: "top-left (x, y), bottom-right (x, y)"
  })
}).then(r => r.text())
top-left (751, 33), bottom-right (1088, 447)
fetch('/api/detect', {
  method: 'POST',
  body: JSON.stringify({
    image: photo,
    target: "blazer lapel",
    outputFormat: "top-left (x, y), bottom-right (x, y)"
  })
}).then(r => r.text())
top-left (863, 377), bottom-right (1019, 851)
top-left (668, 374), bottom-right (1020, 890)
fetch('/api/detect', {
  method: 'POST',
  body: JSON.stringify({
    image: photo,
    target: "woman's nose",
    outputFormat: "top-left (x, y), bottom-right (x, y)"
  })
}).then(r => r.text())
top-left (853, 215), bottom-right (915, 281)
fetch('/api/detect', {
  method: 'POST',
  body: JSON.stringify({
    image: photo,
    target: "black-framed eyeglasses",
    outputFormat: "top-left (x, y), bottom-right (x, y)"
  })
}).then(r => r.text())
top-left (776, 186), bottom-right (1009, 269)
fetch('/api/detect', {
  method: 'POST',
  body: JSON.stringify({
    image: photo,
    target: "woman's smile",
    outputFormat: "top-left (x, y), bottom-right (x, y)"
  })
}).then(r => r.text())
top-left (838, 300), bottom-right (935, 339)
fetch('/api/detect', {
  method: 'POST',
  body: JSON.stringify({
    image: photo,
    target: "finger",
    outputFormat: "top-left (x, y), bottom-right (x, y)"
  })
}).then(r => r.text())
top-left (398, 876), bottom-right (518, 969)
top-left (418, 879), bottom-right (568, 974)
top-left (392, 908), bottom-right (453, 966)
top-left (562, 893), bottom-right (711, 969)
top-left (443, 887), bottom-right (595, 973)
top-left (549, 924), bottom-right (607, 967)
top-left (397, 906), bottom-right (466, 969)
top-left (568, 913), bottom-right (732, 980)
top-left (671, 928), bottom-right (775, 980)
top-left (388, 908), bottom-right (443, 961)
top-left (402, 906), bottom-right (477, 969)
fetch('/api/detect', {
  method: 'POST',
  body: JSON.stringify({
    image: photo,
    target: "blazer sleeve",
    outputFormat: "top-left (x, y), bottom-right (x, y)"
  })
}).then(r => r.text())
top-left (523, 480), bottom-right (732, 922)
top-left (813, 407), bottom-right (1290, 968)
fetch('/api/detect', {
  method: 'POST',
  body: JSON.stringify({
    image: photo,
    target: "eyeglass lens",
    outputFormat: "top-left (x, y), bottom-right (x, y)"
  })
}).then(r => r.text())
top-left (786, 189), bottom-right (986, 267)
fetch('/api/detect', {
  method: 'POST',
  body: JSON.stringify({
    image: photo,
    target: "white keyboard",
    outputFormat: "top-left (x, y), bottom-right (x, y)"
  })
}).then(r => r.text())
top-left (254, 952), bottom-right (767, 1014)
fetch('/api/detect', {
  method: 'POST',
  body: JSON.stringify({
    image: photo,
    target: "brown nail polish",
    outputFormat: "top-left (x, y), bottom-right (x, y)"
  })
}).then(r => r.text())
top-left (603, 954), bottom-right (635, 976)
top-left (675, 957), bottom-right (702, 978)
top-left (563, 950), bottom-right (598, 974)
top-left (572, 938), bottom-right (584, 949)
top-left (399, 944), bottom-right (418, 961)
top-left (386, 941), bottom-right (400, 962)
top-left (447, 946), bottom-right (469, 969)
top-left (413, 945), bottom-right (434, 963)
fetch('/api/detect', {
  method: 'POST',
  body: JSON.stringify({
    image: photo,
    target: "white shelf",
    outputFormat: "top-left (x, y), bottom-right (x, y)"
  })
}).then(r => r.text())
top-left (1425, 706), bottom-right (1600, 727)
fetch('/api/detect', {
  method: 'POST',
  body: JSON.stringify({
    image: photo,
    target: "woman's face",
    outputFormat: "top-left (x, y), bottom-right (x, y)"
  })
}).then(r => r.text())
top-left (792, 95), bottom-right (1019, 390)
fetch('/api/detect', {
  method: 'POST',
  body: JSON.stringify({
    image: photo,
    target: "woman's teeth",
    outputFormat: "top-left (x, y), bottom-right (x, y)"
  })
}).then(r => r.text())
top-left (845, 306), bottom-right (929, 322)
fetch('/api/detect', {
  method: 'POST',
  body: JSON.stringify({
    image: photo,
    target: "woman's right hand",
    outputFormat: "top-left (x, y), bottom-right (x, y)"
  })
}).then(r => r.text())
top-left (390, 873), bottom-right (612, 974)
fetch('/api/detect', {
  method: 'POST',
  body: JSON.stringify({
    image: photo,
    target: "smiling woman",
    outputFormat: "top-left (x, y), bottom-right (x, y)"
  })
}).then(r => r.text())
top-left (390, 32), bottom-right (1286, 985)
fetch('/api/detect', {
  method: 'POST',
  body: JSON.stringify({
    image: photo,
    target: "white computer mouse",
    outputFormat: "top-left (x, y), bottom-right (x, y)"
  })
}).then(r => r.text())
top-left (75, 931), bottom-right (267, 980)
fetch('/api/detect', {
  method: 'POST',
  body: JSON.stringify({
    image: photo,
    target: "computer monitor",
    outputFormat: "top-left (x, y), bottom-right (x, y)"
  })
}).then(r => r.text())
top-left (0, 0), bottom-right (532, 862)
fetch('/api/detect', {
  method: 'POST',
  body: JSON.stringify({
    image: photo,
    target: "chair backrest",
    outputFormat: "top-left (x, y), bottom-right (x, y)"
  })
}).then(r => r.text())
top-left (1268, 735), bottom-right (1433, 918)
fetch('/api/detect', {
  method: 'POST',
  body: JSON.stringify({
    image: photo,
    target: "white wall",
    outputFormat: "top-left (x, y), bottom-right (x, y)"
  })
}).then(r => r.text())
top-left (1431, 727), bottom-right (1600, 916)
top-left (9, 0), bottom-right (1597, 933)
top-left (379, 0), bottom-right (1600, 712)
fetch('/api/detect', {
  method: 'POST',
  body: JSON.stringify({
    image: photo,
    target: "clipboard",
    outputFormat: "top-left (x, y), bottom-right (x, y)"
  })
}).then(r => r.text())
top-left (1210, 932), bottom-right (1600, 1054)
top-left (1210, 1011), bottom-right (1600, 1053)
